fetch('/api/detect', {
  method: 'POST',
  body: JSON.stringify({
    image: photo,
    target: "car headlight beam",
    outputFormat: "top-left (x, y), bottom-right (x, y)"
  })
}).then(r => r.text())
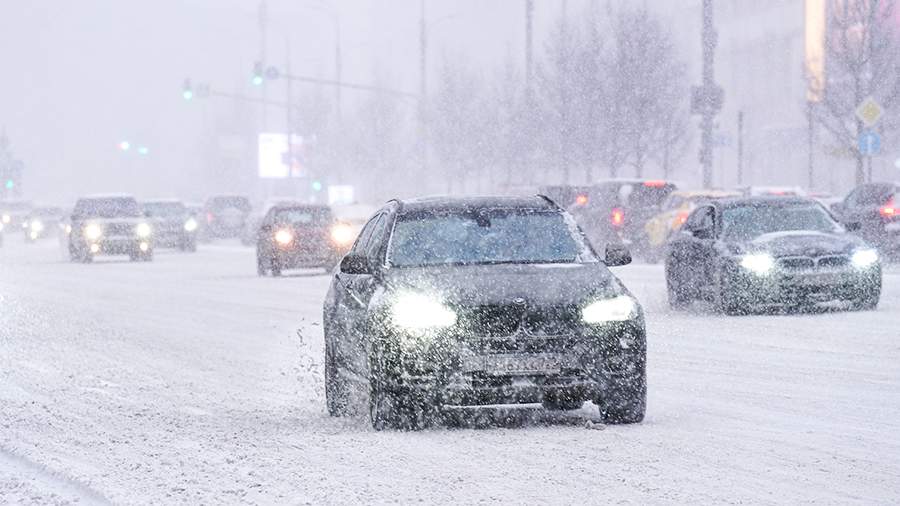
top-left (136, 222), bottom-right (152, 238)
top-left (851, 248), bottom-right (878, 269)
top-left (274, 229), bottom-right (294, 246)
top-left (30, 220), bottom-right (44, 233)
top-left (582, 295), bottom-right (637, 324)
top-left (330, 223), bottom-right (355, 246)
top-left (389, 292), bottom-right (457, 331)
top-left (740, 253), bottom-right (775, 275)
top-left (184, 217), bottom-right (198, 232)
top-left (83, 223), bottom-right (103, 240)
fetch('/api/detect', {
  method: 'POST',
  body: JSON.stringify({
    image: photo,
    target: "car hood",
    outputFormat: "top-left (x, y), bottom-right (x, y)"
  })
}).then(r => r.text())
top-left (381, 262), bottom-right (626, 307)
top-left (744, 230), bottom-right (865, 257)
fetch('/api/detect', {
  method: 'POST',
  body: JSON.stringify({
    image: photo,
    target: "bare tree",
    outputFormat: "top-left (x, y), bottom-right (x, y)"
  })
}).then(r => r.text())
top-left (814, 0), bottom-right (900, 184)
top-left (537, 13), bottom-right (580, 185)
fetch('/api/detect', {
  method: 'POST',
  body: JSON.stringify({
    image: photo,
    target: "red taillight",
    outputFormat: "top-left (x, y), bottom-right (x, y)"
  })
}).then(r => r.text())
top-left (574, 194), bottom-right (589, 206)
top-left (206, 212), bottom-right (214, 224)
top-left (643, 180), bottom-right (666, 187)
top-left (611, 208), bottom-right (624, 227)
top-left (677, 211), bottom-right (689, 225)
top-left (881, 198), bottom-right (896, 217)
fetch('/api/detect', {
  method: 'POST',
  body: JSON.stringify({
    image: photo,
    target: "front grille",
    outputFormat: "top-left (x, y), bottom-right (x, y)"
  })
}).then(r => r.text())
top-left (104, 223), bottom-right (134, 236)
top-left (777, 254), bottom-right (850, 272)
top-left (463, 303), bottom-right (581, 354)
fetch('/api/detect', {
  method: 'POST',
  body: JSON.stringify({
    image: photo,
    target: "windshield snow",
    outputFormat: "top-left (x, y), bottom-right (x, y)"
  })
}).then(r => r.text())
top-left (722, 204), bottom-right (841, 241)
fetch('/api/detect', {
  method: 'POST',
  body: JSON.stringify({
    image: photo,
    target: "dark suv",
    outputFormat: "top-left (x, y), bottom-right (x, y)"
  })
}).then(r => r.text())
top-left (68, 195), bottom-right (154, 262)
top-left (323, 196), bottom-right (646, 430)
top-left (256, 204), bottom-right (342, 276)
top-left (831, 182), bottom-right (899, 259)
top-left (142, 199), bottom-right (198, 252)
top-left (202, 195), bottom-right (252, 239)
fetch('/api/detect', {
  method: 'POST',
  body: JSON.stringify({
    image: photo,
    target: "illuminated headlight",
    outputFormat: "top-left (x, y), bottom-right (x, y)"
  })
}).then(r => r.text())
top-left (0, 222), bottom-right (4, 232)
top-left (135, 222), bottom-right (152, 238)
top-left (582, 295), bottom-right (637, 323)
top-left (64, 224), bottom-right (72, 235)
top-left (389, 292), bottom-right (457, 331)
top-left (851, 248), bottom-right (879, 269)
top-left (184, 217), bottom-right (198, 232)
top-left (330, 223), bottom-right (355, 246)
top-left (30, 220), bottom-right (44, 233)
top-left (740, 253), bottom-right (775, 275)
top-left (83, 223), bottom-right (103, 240)
top-left (274, 229), bottom-right (294, 246)
top-left (1, 214), bottom-right (9, 224)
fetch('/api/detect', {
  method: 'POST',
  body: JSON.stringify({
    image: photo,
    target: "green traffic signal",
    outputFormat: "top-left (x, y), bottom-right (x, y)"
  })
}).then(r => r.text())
top-left (5, 179), bottom-right (13, 190)
top-left (311, 180), bottom-right (323, 192)
top-left (252, 62), bottom-right (264, 86)
top-left (183, 89), bottom-right (193, 101)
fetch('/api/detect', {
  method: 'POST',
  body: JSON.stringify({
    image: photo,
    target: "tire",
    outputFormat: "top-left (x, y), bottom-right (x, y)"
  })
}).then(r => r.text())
top-left (270, 259), bottom-right (282, 277)
top-left (367, 348), bottom-right (432, 431)
top-left (851, 291), bottom-right (880, 311)
top-left (715, 269), bottom-right (746, 315)
top-left (665, 263), bottom-right (690, 310)
top-left (542, 392), bottom-right (584, 411)
top-left (598, 373), bottom-right (646, 424)
top-left (256, 256), bottom-right (267, 276)
top-left (324, 325), bottom-right (351, 417)
top-left (369, 379), bottom-right (402, 431)
top-left (142, 250), bottom-right (154, 262)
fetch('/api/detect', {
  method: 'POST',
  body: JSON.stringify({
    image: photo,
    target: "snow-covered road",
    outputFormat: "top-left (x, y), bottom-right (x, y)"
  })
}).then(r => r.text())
top-left (2, 238), bottom-right (899, 504)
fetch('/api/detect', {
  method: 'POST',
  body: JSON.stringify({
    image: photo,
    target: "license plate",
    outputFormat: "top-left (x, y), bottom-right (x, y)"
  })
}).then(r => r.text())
top-left (463, 354), bottom-right (563, 375)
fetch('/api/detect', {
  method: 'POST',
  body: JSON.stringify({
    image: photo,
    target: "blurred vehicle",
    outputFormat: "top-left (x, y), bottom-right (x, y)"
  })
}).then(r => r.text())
top-left (567, 179), bottom-right (678, 259)
top-left (643, 189), bottom-right (741, 261)
top-left (142, 199), bottom-right (198, 252)
top-left (736, 185), bottom-right (808, 197)
top-left (256, 204), bottom-right (343, 276)
top-left (67, 194), bottom-right (154, 263)
top-left (202, 195), bottom-right (252, 239)
top-left (0, 199), bottom-right (33, 229)
top-left (665, 196), bottom-right (881, 314)
top-left (323, 196), bottom-right (645, 430)
top-left (330, 203), bottom-right (378, 255)
top-left (241, 198), bottom-right (303, 246)
top-left (23, 206), bottom-right (64, 243)
top-left (0, 221), bottom-right (4, 248)
top-left (537, 185), bottom-right (593, 209)
top-left (830, 182), bottom-right (900, 259)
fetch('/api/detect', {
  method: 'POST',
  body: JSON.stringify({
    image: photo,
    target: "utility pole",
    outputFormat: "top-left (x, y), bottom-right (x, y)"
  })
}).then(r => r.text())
top-left (737, 111), bottom-right (744, 185)
top-left (807, 101), bottom-right (814, 189)
top-left (286, 38), bottom-right (294, 180)
top-left (697, 0), bottom-right (720, 188)
top-left (259, 0), bottom-right (268, 130)
top-left (525, 0), bottom-right (534, 95)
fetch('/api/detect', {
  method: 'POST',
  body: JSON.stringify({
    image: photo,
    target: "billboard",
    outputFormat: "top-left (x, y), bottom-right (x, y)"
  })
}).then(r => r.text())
top-left (258, 133), bottom-right (305, 178)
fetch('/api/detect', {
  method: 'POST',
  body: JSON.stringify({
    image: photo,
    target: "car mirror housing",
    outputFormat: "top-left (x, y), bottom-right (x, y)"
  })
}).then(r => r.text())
top-left (693, 226), bottom-right (715, 240)
top-left (845, 221), bottom-right (861, 232)
top-left (340, 254), bottom-right (374, 275)
top-left (604, 243), bottom-right (632, 267)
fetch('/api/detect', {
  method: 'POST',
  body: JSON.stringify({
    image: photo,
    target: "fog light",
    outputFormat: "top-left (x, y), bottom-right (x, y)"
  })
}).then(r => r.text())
top-left (851, 248), bottom-right (878, 269)
top-left (139, 242), bottom-right (149, 252)
top-left (89, 243), bottom-right (100, 254)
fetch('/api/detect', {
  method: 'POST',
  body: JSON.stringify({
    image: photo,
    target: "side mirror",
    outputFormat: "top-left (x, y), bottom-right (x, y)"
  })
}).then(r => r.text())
top-left (340, 254), bottom-right (374, 275)
top-left (604, 243), bottom-right (632, 267)
top-left (693, 225), bottom-right (715, 240)
top-left (845, 222), bottom-right (861, 232)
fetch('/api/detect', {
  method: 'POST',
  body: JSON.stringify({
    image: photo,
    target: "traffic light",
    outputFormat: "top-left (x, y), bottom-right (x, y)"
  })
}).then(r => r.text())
top-left (137, 146), bottom-right (149, 156)
top-left (182, 78), bottom-right (193, 101)
top-left (4, 179), bottom-right (13, 190)
top-left (119, 141), bottom-right (131, 152)
top-left (311, 180), bottom-right (323, 192)
top-left (252, 62), bottom-right (264, 86)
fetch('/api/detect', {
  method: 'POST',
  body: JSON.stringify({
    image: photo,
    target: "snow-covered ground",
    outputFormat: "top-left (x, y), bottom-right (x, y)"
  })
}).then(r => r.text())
top-left (1, 237), bottom-right (899, 504)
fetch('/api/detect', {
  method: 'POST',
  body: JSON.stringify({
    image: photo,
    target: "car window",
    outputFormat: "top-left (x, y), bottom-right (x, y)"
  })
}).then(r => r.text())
top-left (684, 205), bottom-right (714, 231)
top-left (721, 204), bottom-right (841, 241)
top-left (73, 198), bottom-right (141, 219)
top-left (848, 184), bottom-right (892, 207)
top-left (349, 213), bottom-right (381, 257)
top-left (273, 207), bottom-right (331, 225)
top-left (364, 214), bottom-right (390, 262)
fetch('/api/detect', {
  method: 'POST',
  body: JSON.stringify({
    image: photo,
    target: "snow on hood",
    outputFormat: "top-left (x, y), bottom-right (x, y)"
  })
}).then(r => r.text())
top-left (749, 230), bottom-right (864, 257)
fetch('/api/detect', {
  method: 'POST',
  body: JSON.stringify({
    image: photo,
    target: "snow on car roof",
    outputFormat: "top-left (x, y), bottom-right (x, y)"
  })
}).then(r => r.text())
top-left (398, 195), bottom-right (556, 213)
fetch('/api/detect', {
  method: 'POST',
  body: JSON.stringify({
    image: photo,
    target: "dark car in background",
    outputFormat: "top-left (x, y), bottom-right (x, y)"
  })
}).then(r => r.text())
top-left (256, 204), bottom-right (343, 276)
top-left (23, 206), bottom-right (64, 242)
top-left (323, 196), bottom-right (645, 430)
top-left (142, 199), bottom-right (198, 252)
top-left (202, 195), bottom-right (251, 239)
top-left (568, 179), bottom-right (677, 259)
top-left (831, 182), bottom-right (899, 260)
top-left (666, 197), bottom-right (881, 314)
top-left (67, 195), bottom-right (154, 262)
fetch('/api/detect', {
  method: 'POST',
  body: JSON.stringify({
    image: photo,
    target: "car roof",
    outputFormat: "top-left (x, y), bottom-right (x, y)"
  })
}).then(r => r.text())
top-left (79, 193), bottom-right (136, 200)
top-left (718, 196), bottom-right (822, 209)
top-left (397, 195), bottom-right (556, 213)
top-left (269, 203), bottom-right (330, 211)
top-left (143, 198), bottom-right (183, 204)
top-left (672, 189), bottom-right (742, 198)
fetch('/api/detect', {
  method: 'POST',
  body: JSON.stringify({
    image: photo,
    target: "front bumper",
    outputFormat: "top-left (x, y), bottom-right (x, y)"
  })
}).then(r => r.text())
top-left (373, 320), bottom-right (646, 407)
top-left (725, 262), bottom-right (881, 305)
top-left (73, 236), bottom-right (150, 256)
top-left (272, 243), bottom-right (339, 268)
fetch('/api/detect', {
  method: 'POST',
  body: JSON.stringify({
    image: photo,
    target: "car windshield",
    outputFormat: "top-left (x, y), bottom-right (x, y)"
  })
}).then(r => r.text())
top-left (143, 202), bottom-right (186, 217)
top-left (722, 204), bottom-right (842, 241)
top-left (73, 198), bottom-right (141, 218)
top-left (388, 209), bottom-right (591, 267)
top-left (274, 207), bottom-right (331, 225)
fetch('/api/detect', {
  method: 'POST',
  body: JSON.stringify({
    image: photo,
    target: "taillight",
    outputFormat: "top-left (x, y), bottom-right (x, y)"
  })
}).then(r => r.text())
top-left (880, 197), bottom-right (896, 217)
top-left (574, 194), bottom-right (589, 206)
top-left (206, 212), bottom-right (214, 224)
top-left (675, 211), bottom-right (689, 227)
top-left (643, 180), bottom-right (666, 187)
top-left (611, 208), bottom-right (624, 227)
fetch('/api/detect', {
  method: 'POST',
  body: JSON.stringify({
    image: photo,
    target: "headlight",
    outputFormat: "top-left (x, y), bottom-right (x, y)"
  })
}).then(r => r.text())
top-left (83, 223), bottom-right (103, 240)
top-left (851, 248), bottom-right (878, 268)
top-left (1, 214), bottom-right (9, 224)
top-left (274, 229), bottom-right (293, 245)
top-left (389, 292), bottom-right (457, 331)
top-left (582, 295), bottom-right (637, 323)
top-left (135, 222), bottom-right (152, 238)
top-left (0, 222), bottom-right (4, 232)
top-left (740, 253), bottom-right (775, 275)
top-left (184, 217), bottom-right (198, 232)
top-left (30, 220), bottom-right (44, 233)
top-left (64, 224), bottom-right (72, 235)
top-left (330, 223), bottom-right (355, 245)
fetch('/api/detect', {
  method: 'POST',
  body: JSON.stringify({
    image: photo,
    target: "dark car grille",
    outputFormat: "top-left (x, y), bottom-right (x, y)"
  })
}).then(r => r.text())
top-left (777, 254), bottom-right (850, 272)
top-left (105, 223), bottom-right (134, 236)
top-left (462, 304), bottom-right (581, 354)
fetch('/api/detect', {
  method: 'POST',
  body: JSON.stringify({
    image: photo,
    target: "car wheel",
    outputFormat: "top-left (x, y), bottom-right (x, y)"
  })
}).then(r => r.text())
top-left (256, 256), bottom-right (267, 276)
top-left (368, 349), bottom-right (432, 431)
top-left (851, 293), bottom-right (880, 311)
top-left (598, 373), bottom-right (646, 424)
top-left (142, 250), bottom-right (154, 262)
top-left (324, 324), bottom-right (351, 417)
top-left (665, 262), bottom-right (690, 309)
top-left (541, 391), bottom-right (584, 411)
top-left (270, 259), bottom-right (282, 277)
top-left (715, 269), bottom-right (746, 315)
top-left (369, 378), bottom-right (401, 430)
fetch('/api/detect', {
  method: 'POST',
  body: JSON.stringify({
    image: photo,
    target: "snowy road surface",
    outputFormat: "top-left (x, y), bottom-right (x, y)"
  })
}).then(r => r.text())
top-left (2, 239), bottom-right (899, 504)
